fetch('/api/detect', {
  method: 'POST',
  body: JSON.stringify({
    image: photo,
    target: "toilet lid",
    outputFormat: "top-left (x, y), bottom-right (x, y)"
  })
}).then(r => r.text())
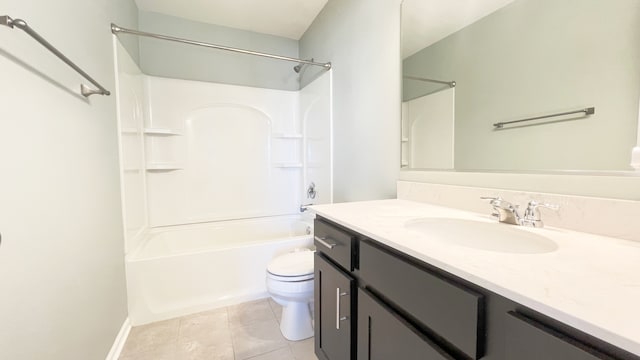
top-left (267, 249), bottom-right (314, 277)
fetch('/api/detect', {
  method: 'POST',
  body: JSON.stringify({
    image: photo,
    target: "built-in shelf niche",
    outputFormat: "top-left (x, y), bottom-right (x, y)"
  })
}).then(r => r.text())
top-left (146, 163), bottom-right (183, 171)
top-left (144, 127), bottom-right (184, 173)
top-left (272, 131), bottom-right (302, 169)
top-left (144, 128), bottom-right (183, 136)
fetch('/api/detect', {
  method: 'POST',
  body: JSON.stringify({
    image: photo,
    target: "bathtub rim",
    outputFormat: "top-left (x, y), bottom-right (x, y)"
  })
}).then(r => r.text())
top-left (127, 214), bottom-right (314, 262)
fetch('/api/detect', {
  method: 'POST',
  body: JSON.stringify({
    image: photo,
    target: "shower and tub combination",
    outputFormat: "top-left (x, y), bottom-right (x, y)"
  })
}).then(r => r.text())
top-left (112, 26), bottom-right (332, 333)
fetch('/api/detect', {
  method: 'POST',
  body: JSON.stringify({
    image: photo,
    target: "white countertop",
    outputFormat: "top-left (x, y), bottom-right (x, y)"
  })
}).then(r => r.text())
top-left (311, 199), bottom-right (640, 356)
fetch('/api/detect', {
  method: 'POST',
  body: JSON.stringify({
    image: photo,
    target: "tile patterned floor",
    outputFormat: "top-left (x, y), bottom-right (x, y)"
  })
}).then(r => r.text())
top-left (119, 298), bottom-right (318, 360)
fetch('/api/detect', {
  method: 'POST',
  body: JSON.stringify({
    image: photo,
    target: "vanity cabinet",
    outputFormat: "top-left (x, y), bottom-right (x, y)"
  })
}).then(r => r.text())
top-left (315, 254), bottom-right (354, 360)
top-left (359, 240), bottom-right (484, 359)
top-left (314, 218), bottom-right (358, 360)
top-left (313, 216), bottom-right (640, 360)
top-left (357, 288), bottom-right (454, 360)
top-left (504, 311), bottom-right (618, 360)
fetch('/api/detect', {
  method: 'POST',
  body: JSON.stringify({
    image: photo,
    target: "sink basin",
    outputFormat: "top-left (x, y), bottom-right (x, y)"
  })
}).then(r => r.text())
top-left (404, 218), bottom-right (558, 254)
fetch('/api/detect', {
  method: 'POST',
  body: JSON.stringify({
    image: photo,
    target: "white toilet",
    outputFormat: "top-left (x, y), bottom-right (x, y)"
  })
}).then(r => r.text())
top-left (266, 249), bottom-right (315, 341)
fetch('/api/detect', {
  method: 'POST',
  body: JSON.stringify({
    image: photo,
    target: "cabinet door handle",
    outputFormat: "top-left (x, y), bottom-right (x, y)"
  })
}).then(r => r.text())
top-left (336, 287), bottom-right (348, 330)
top-left (315, 235), bottom-right (337, 249)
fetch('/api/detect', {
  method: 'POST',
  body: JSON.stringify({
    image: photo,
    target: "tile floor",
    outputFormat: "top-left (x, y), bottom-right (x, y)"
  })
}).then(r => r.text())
top-left (119, 298), bottom-right (318, 360)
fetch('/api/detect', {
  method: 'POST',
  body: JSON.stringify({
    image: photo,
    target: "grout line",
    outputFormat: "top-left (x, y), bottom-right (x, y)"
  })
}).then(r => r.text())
top-left (242, 344), bottom-right (292, 360)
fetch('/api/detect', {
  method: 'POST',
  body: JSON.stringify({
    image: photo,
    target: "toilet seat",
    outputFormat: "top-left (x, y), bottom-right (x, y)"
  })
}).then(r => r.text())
top-left (266, 248), bottom-right (315, 341)
top-left (267, 272), bottom-right (314, 282)
top-left (267, 249), bottom-right (314, 281)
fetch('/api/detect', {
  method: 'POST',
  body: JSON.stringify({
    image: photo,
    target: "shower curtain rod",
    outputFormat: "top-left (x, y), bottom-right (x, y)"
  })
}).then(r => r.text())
top-left (404, 75), bottom-right (456, 88)
top-left (111, 24), bottom-right (332, 70)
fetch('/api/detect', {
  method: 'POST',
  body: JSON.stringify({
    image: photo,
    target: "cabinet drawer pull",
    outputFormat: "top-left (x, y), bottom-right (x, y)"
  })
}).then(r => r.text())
top-left (336, 287), bottom-right (348, 330)
top-left (315, 236), bottom-right (337, 249)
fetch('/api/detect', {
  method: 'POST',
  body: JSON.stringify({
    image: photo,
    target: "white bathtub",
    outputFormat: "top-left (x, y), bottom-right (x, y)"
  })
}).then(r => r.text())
top-left (126, 215), bottom-right (314, 325)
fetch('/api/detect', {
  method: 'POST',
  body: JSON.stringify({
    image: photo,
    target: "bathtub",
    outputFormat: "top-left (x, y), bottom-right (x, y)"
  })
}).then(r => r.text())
top-left (126, 215), bottom-right (314, 325)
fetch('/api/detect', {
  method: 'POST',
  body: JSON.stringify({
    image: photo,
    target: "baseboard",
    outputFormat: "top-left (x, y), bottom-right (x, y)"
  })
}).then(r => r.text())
top-left (105, 317), bottom-right (131, 360)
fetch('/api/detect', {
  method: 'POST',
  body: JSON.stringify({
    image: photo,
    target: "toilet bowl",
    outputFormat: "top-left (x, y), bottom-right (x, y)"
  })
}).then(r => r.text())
top-left (266, 249), bottom-right (314, 341)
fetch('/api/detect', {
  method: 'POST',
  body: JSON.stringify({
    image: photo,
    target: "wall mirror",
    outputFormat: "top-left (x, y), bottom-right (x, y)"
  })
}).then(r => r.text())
top-left (401, 0), bottom-right (640, 172)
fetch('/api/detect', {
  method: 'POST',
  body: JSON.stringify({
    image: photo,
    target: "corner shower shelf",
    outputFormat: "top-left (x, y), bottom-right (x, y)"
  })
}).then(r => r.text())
top-left (144, 128), bottom-right (182, 136)
top-left (401, 137), bottom-right (409, 142)
top-left (146, 163), bottom-right (183, 171)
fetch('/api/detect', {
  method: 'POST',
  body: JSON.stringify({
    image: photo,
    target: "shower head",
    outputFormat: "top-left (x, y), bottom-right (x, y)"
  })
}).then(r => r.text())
top-left (293, 58), bottom-right (314, 73)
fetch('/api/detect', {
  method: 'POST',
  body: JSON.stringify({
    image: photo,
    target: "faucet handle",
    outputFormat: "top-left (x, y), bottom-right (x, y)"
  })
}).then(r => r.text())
top-left (481, 196), bottom-right (518, 210)
top-left (480, 196), bottom-right (502, 219)
top-left (526, 200), bottom-right (559, 213)
top-left (480, 196), bottom-right (500, 201)
top-left (480, 196), bottom-right (502, 206)
top-left (522, 200), bottom-right (559, 227)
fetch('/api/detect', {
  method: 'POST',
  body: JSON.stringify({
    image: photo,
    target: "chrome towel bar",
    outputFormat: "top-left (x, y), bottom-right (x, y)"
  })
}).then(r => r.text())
top-left (1, 15), bottom-right (110, 97)
top-left (493, 107), bottom-right (595, 129)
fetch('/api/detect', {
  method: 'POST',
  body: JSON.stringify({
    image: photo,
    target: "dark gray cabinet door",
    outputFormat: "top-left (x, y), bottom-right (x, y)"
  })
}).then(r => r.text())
top-left (357, 288), bottom-right (455, 360)
top-left (315, 253), bottom-right (355, 360)
top-left (359, 240), bottom-right (484, 359)
top-left (505, 312), bottom-right (616, 360)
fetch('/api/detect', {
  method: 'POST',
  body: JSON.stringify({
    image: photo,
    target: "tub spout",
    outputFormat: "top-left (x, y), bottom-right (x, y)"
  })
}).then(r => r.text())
top-left (300, 204), bottom-right (313, 213)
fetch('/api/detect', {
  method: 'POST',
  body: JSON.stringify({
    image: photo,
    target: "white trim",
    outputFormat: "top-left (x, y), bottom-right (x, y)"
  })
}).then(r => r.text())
top-left (105, 317), bottom-right (131, 360)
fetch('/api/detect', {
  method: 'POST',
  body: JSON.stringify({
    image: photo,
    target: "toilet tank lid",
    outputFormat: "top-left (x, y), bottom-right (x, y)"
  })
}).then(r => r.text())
top-left (267, 249), bottom-right (314, 277)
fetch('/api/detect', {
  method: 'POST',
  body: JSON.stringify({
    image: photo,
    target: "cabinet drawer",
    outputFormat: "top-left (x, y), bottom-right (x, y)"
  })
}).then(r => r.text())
top-left (314, 219), bottom-right (355, 271)
top-left (359, 240), bottom-right (484, 359)
top-left (358, 288), bottom-right (455, 360)
top-left (505, 312), bottom-right (617, 360)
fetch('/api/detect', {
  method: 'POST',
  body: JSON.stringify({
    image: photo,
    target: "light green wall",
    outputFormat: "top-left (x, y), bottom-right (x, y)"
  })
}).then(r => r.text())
top-left (403, 0), bottom-right (640, 171)
top-left (300, 0), bottom-right (403, 202)
top-left (0, 0), bottom-right (136, 358)
top-left (138, 11), bottom-right (300, 90)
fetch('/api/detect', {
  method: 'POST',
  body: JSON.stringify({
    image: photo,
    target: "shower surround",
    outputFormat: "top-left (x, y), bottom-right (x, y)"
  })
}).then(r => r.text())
top-left (114, 41), bottom-right (332, 324)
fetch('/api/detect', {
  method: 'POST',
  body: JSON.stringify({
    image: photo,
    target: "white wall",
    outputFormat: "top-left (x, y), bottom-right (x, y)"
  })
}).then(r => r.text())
top-left (299, 0), bottom-right (402, 202)
top-left (138, 11), bottom-right (301, 91)
top-left (0, 1), bottom-right (137, 359)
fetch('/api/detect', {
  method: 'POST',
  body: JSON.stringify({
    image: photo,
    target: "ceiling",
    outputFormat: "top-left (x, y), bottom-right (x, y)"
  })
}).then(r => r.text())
top-left (134, 0), bottom-right (514, 57)
top-left (402, 0), bottom-right (516, 58)
top-left (134, 0), bottom-right (329, 40)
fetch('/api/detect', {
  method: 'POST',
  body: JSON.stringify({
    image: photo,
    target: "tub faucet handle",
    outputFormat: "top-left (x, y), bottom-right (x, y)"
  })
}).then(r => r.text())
top-left (307, 182), bottom-right (317, 199)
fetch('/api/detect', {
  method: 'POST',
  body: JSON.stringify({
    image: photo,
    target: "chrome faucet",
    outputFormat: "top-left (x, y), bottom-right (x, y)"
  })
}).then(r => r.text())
top-left (481, 196), bottom-right (521, 225)
top-left (521, 200), bottom-right (559, 228)
top-left (481, 197), bottom-right (559, 228)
